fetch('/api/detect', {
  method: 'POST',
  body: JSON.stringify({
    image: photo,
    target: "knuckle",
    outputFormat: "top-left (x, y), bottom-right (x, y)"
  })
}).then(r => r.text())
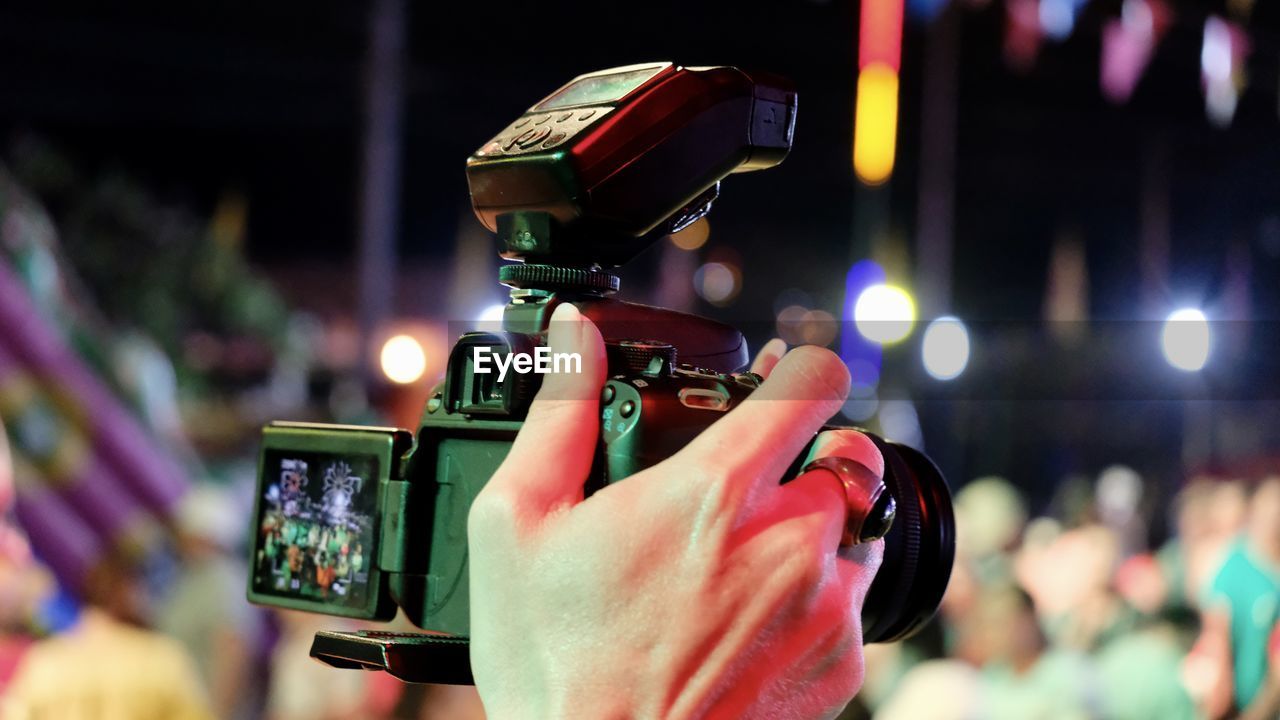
top-left (814, 429), bottom-right (883, 475)
top-left (691, 463), bottom-right (747, 517)
top-left (815, 427), bottom-right (863, 449)
top-left (468, 483), bottom-right (522, 535)
top-left (772, 522), bottom-right (829, 589)
top-left (784, 345), bottom-right (850, 401)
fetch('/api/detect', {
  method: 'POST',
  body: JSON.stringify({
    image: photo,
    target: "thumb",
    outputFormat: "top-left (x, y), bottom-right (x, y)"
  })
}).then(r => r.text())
top-left (484, 302), bottom-right (606, 518)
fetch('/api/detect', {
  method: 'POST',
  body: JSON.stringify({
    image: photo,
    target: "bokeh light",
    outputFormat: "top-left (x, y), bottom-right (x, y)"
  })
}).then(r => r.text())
top-left (841, 381), bottom-right (880, 422)
top-left (847, 357), bottom-right (882, 387)
top-left (775, 304), bottom-right (810, 345)
top-left (800, 309), bottom-right (838, 347)
top-left (854, 284), bottom-right (916, 344)
top-left (669, 217), bottom-right (710, 251)
top-left (1039, 0), bottom-right (1077, 39)
top-left (776, 305), bottom-right (838, 347)
top-left (1161, 308), bottom-right (1210, 372)
top-left (379, 334), bottom-right (427, 384)
top-left (475, 303), bottom-right (506, 332)
top-left (879, 399), bottom-right (923, 449)
top-left (694, 261), bottom-right (741, 305)
top-left (853, 64), bottom-right (899, 186)
top-left (922, 316), bottom-right (971, 380)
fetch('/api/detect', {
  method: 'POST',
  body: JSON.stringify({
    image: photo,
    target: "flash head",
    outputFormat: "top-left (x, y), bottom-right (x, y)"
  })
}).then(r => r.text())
top-left (465, 62), bottom-right (796, 268)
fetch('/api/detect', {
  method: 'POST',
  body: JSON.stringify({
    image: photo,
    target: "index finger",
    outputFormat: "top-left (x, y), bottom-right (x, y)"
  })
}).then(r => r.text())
top-left (674, 345), bottom-right (851, 497)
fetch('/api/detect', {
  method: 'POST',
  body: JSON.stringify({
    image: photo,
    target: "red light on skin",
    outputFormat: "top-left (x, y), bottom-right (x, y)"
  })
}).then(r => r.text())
top-left (860, 0), bottom-right (905, 72)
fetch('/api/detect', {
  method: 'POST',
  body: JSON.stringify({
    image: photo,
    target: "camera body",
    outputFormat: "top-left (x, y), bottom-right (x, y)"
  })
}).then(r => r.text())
top-left (247, 62), bottom-right (954, 685)
top-left (401, 326), bottom-right (770, 637)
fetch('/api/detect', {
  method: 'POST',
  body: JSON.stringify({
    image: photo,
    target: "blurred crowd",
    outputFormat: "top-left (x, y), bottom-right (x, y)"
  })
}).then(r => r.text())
top-left (4, 426), bottom-right (1280, 720)
top-left (848, 470), bottom-right (1280, 720)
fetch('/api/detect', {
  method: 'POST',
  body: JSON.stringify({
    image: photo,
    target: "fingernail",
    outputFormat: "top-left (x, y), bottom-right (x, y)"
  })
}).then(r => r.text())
top-left (548, 302), bottom-right (582, 352)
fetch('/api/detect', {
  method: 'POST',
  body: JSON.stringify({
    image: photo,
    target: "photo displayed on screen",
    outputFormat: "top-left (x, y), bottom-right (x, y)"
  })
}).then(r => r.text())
top-left (252, 450), bottom-right (379, 609)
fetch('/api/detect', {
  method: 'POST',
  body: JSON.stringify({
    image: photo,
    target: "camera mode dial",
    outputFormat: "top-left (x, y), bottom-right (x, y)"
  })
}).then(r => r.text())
top-left (606, 340), bottom-right (676, 375)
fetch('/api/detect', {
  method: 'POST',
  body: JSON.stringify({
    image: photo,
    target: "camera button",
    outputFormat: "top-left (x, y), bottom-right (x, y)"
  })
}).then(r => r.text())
top-left (619, 400), bottom-right (636, 418)
top-left (517, 127), bottom-right (552, 148)
top-left (678, 388), bottom-right (729, 412)
top-left (601, 385), bottom-right (615, 405)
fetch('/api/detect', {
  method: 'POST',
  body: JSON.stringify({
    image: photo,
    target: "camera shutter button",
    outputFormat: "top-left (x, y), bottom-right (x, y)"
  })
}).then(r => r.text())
top-left (619, 400), bottom-right (635, 418)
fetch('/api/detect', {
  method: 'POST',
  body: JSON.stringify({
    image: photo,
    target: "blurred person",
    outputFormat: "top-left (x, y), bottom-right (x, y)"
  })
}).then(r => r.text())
top-left (264, 611), bottom-right (370, 720)
top-left (157, 484), bottom-right (267, 720)
top-left (1018, 523), bottom-right (1136, 652)
top-left (1239, 619), bottom-right (1280, 720)
top-left (386, 681), bottom-right (487, 720)
top-left (1095, 465), bottom-right (1147, 558)
top-left (1, 548), bottom-right (213, 720)
top-left (0, 418), bottom-right (50, 693)
top-left (953, 476), bottom-right (1027, 586)
top-left (1093, 611), bottom-right (1198, 720)
top-left (0, 526), bottom-right (54, 695)
top-left (938, 554), bottom-right (983, 663)
top-left (972, 584), bottom-right (1100, 720)
top-left (1196, 477), bottom-right (1280, 718)
top-left (1158, 479), bottom-right (1249, 614)
top-left (1114, 553), bottom-right (1168, 618)
top-left (872, 659), bottom-right (980, 720)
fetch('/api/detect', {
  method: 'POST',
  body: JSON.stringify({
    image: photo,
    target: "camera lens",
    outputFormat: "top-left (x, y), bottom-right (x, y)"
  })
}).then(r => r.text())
top-left (857, 434), bottom-right (956, 644)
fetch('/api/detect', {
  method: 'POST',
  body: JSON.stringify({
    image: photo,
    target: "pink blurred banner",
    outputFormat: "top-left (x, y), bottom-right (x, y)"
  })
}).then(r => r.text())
top-left (0, 259), bottom-right (188, 589)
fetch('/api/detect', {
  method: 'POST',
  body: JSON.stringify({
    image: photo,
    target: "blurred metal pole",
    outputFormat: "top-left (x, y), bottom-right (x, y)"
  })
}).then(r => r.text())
top-left (357, 0), bottom-right (406, 384)
top-left (914, 6), bottom-right (959, 316)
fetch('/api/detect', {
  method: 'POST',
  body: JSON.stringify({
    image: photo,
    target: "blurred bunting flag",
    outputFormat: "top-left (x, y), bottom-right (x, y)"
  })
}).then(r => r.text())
top-left (0, 179), bottom-right (189, 593)
top-left (1101, 0), bottom-right (1174, 104)
top-left (1004, 0), bottom-right (1044, 71)
top-left (1201, 15), bottom-right (1251, 127)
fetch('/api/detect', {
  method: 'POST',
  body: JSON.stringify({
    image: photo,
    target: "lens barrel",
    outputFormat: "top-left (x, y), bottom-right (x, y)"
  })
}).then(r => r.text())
top-left (858, 434), bottom-right (956, 644)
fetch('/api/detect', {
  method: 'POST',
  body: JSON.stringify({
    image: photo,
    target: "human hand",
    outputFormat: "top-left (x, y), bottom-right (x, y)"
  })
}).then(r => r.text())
top-left (468, 303), bottom-right (884, 720)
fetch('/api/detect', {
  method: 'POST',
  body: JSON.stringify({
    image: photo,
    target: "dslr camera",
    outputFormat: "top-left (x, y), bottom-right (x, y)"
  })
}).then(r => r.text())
top-left (247, 62), bottom-right (956, 685)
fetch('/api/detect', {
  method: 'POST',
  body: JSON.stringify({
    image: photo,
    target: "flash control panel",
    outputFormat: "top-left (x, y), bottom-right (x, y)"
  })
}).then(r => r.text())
top-left (475, 106), bottom-right (613, 158)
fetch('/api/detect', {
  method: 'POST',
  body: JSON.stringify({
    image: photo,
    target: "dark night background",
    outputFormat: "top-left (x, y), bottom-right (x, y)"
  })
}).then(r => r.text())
top-left (2, 0), bottom-right (1278, 519)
